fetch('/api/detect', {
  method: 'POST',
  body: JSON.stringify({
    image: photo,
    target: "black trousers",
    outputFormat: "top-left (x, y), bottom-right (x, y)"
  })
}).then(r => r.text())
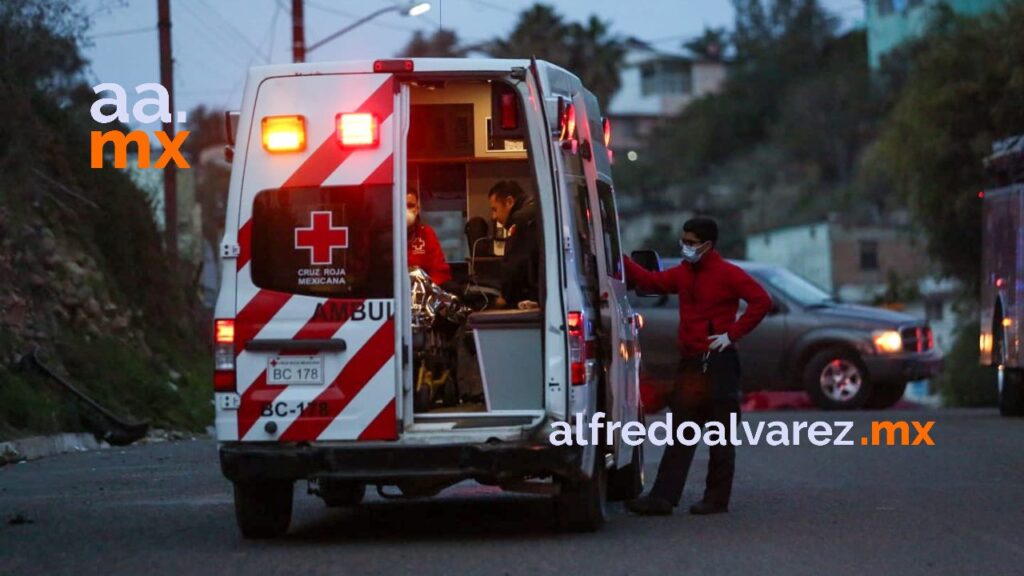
top-left (650, 348), bottom-right (741, 507)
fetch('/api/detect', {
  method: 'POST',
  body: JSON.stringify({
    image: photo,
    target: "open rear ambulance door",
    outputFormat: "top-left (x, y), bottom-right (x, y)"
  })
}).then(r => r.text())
top-left (572, 90), bottom-right (640, 467)
top-left (230, 72), bottom-right (401, 443)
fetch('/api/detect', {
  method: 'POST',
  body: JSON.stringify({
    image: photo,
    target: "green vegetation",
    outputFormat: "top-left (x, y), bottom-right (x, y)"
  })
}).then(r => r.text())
top-left (870, 1), bottom-right (1024, 297)
top-left (0, 0), bottom-right (211, 439)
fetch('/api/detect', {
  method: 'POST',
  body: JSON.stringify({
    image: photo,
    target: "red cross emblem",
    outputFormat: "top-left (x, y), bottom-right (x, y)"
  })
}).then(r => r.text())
top-left (294, 211), bottom-right (349, 266)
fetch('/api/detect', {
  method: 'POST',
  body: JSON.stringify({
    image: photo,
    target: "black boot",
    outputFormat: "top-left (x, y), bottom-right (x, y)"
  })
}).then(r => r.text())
top-left (625, 495), bottom-right (674, 516)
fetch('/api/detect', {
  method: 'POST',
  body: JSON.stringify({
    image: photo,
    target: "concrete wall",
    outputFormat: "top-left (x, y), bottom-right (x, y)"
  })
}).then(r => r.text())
top-left (829, 225), bottom-right (929, 302)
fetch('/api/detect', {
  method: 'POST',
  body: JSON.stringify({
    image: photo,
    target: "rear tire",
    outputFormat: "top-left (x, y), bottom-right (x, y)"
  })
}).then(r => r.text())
top-left (555, 454), bottom-right (607, 532)
top-left (803, 347), bottom-right (872, 410)
top-left (234, 481), bottom-right (293, 539)
top-left (865, 382), bottom-right (907, 410)
top-left (999, 368), bottom-right (1024, 417)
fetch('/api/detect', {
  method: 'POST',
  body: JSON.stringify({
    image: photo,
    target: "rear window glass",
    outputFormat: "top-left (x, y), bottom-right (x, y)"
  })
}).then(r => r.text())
top-left (251, 186), bottom-right (394, 298)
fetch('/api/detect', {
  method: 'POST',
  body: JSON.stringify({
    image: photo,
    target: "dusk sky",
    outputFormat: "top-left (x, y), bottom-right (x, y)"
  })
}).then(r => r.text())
top-left (79, 0), bottom-right (865, 121)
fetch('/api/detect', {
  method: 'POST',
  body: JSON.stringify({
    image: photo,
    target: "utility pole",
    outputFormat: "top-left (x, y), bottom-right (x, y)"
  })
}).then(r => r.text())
top-left (292, 0), bottom-right (305, 63)
top-left (158, 0), bottom-right (177, 256)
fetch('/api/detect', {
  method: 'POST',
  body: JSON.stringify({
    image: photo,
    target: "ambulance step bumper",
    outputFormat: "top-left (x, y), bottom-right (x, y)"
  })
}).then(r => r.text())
top-left (219, 441), bottom-right (584, 483)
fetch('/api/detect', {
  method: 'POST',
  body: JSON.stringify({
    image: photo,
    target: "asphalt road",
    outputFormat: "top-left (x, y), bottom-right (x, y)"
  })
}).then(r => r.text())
top-left (2, 408), bottom-right (1023, 576)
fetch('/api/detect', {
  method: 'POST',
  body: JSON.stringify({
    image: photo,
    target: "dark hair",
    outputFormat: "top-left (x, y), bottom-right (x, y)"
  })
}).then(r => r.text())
top-left (683, 216), bottom-right (718, 244)
top-left (488, 180), bottom-right (525, 202)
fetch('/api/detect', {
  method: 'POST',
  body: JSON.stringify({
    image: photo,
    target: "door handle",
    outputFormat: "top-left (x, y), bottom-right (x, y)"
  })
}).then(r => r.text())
top-left (245, 339), bottom-right (347, 352)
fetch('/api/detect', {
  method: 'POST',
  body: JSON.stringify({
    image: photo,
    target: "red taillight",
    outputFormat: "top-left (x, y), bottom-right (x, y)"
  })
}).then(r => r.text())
top-left (373, 59), bottom-right (414, 73)
top-left (214, 319), bottom-right (236, 392)
top-left (568, 311), bottom-right (594, 386)
top-left (500, 92), bottom-right (518, 130)
top-left (560, 102), bottom-right (576, 142)
top-left (337, 113), bottom-right (380, 148)
top-left (602, 117), bottom-right (611, 148)
top-left (568, 311), bottom-right (583, 337)
top-left (215, 319), bottom-right (234, 344)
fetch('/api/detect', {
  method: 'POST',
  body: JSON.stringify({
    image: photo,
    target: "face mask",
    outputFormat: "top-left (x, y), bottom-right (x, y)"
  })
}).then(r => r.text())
top-left (680, 241), bottom-right (707, 263)
top-left (406, 209), bottom-right (417, 227)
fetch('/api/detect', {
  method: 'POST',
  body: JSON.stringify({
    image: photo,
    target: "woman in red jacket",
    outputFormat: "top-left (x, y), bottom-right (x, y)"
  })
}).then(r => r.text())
top-left (406, 191), bottom-right (451, 285)
top-left (625, 216), bottom-right (771, 517)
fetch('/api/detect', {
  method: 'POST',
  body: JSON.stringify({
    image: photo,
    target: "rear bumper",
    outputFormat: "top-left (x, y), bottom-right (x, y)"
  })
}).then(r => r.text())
top-left (219, 440), bottom-right (583, 484)
top-left (863, 348), bottom-right (944, 384)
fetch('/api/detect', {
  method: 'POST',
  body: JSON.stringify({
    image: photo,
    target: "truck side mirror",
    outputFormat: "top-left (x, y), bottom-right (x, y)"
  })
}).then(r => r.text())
top-left (630, 250), bottom-right (662, 272)
top-left (629, 250), bottom-right (662, 297)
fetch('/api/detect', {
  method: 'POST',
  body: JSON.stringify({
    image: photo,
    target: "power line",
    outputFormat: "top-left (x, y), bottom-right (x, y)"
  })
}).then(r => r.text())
top-left (175, 1), bottom-right (257, 69)
top-left (462, 0), bottom-right (518, 16)
top-left (305, 0), bottom-right (428, 33)
top-left (221, 1), bottom-right (282, 108)
top-left (195, 0), bottom-right (271, 63)
top-left (90, 26), bottom-right (155, 39)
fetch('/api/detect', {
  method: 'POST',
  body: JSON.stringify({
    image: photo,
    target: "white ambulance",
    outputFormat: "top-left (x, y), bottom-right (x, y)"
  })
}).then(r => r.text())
top-left (213, 58), bottom-right (642, 538)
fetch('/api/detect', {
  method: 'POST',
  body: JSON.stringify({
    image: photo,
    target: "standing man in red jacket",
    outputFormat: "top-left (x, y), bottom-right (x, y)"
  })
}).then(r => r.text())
top-left (625, 216), bottom-right (771, 516)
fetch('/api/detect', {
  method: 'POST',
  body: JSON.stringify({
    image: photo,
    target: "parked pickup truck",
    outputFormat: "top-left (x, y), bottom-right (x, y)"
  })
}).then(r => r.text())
top-left (630, 259), bottom-right (944, 410)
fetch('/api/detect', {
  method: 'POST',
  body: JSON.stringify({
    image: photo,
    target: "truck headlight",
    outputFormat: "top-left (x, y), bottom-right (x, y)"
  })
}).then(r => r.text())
top-left (873, 330), bottom-right (903, 354)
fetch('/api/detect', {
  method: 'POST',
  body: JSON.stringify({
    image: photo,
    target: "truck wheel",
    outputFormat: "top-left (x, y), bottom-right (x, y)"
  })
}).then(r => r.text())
top-left (803, 348), bottom-right (872, 410)
top-left (999, 368), bottom-right (1024, 417)
top-left (607, 412), bottom-right (645, 501)
top-left (865, 382), bottom-right (907, 410)
top-left (555, 454), bottom-right (607, 532)
top-left (320, 480), bottom-right (365, 508)
top-left (234, 481), bottom-right (293, 539)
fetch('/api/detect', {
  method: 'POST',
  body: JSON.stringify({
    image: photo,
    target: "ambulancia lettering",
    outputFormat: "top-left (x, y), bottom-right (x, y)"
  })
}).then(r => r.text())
top-left (313, 300), bottom-right (394, 322)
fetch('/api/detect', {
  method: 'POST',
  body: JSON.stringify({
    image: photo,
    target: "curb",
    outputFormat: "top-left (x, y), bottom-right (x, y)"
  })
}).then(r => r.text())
top-left (0, 433), bottom-right (110, 465)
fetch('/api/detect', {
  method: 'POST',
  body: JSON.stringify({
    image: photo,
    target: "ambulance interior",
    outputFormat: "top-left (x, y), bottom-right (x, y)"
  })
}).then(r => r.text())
top-left (405, 78), bottom-right (545, 417)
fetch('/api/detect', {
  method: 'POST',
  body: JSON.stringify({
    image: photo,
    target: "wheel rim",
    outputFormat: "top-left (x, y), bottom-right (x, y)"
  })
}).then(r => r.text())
top-left (819, 359), bottom-right (862, 402)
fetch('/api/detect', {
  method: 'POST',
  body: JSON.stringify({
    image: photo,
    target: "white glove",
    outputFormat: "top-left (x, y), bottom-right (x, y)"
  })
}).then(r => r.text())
top-left (707, 332), bottom-right (732, 352)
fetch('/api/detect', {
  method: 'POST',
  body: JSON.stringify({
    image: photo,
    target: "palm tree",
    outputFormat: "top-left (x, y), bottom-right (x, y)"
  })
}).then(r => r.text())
top-left (399, 29), bottom-right (466, 58)
top-left (486, 4), bottom-right (625, 108)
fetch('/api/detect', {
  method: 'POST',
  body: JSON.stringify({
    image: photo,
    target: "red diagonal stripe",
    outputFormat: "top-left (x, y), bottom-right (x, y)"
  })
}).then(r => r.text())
top-left (236, 219), bottom-right (252, 271)
top-left (237, 370), bottom-right (276, 440)
top-left (236, 298), bottom-right (368, 439)
top-left (358, 398), bottom-right (397, 440)
top-left (235, 290), bottom-right (291, 350)
top-left (281, 77), bottom-right (394, 189)
top-left (363, 154), bottom-right (394, 186)
top-left (279, 316), bottom-right (395, 442)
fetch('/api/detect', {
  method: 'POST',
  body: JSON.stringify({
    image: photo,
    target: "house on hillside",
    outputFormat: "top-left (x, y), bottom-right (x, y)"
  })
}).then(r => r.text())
top-left (605, 40), bottom-right (727, 155)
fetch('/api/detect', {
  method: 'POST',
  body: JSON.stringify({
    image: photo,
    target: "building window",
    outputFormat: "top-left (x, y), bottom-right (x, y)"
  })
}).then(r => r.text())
top-left (640, 59), bottom-right (692, 97)
top-left (859, 240), bottom-right (879, 271)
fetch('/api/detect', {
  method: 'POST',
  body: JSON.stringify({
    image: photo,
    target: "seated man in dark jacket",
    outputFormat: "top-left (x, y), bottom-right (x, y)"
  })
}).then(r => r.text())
top-left (487, 181), bottom-right (539, 308)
